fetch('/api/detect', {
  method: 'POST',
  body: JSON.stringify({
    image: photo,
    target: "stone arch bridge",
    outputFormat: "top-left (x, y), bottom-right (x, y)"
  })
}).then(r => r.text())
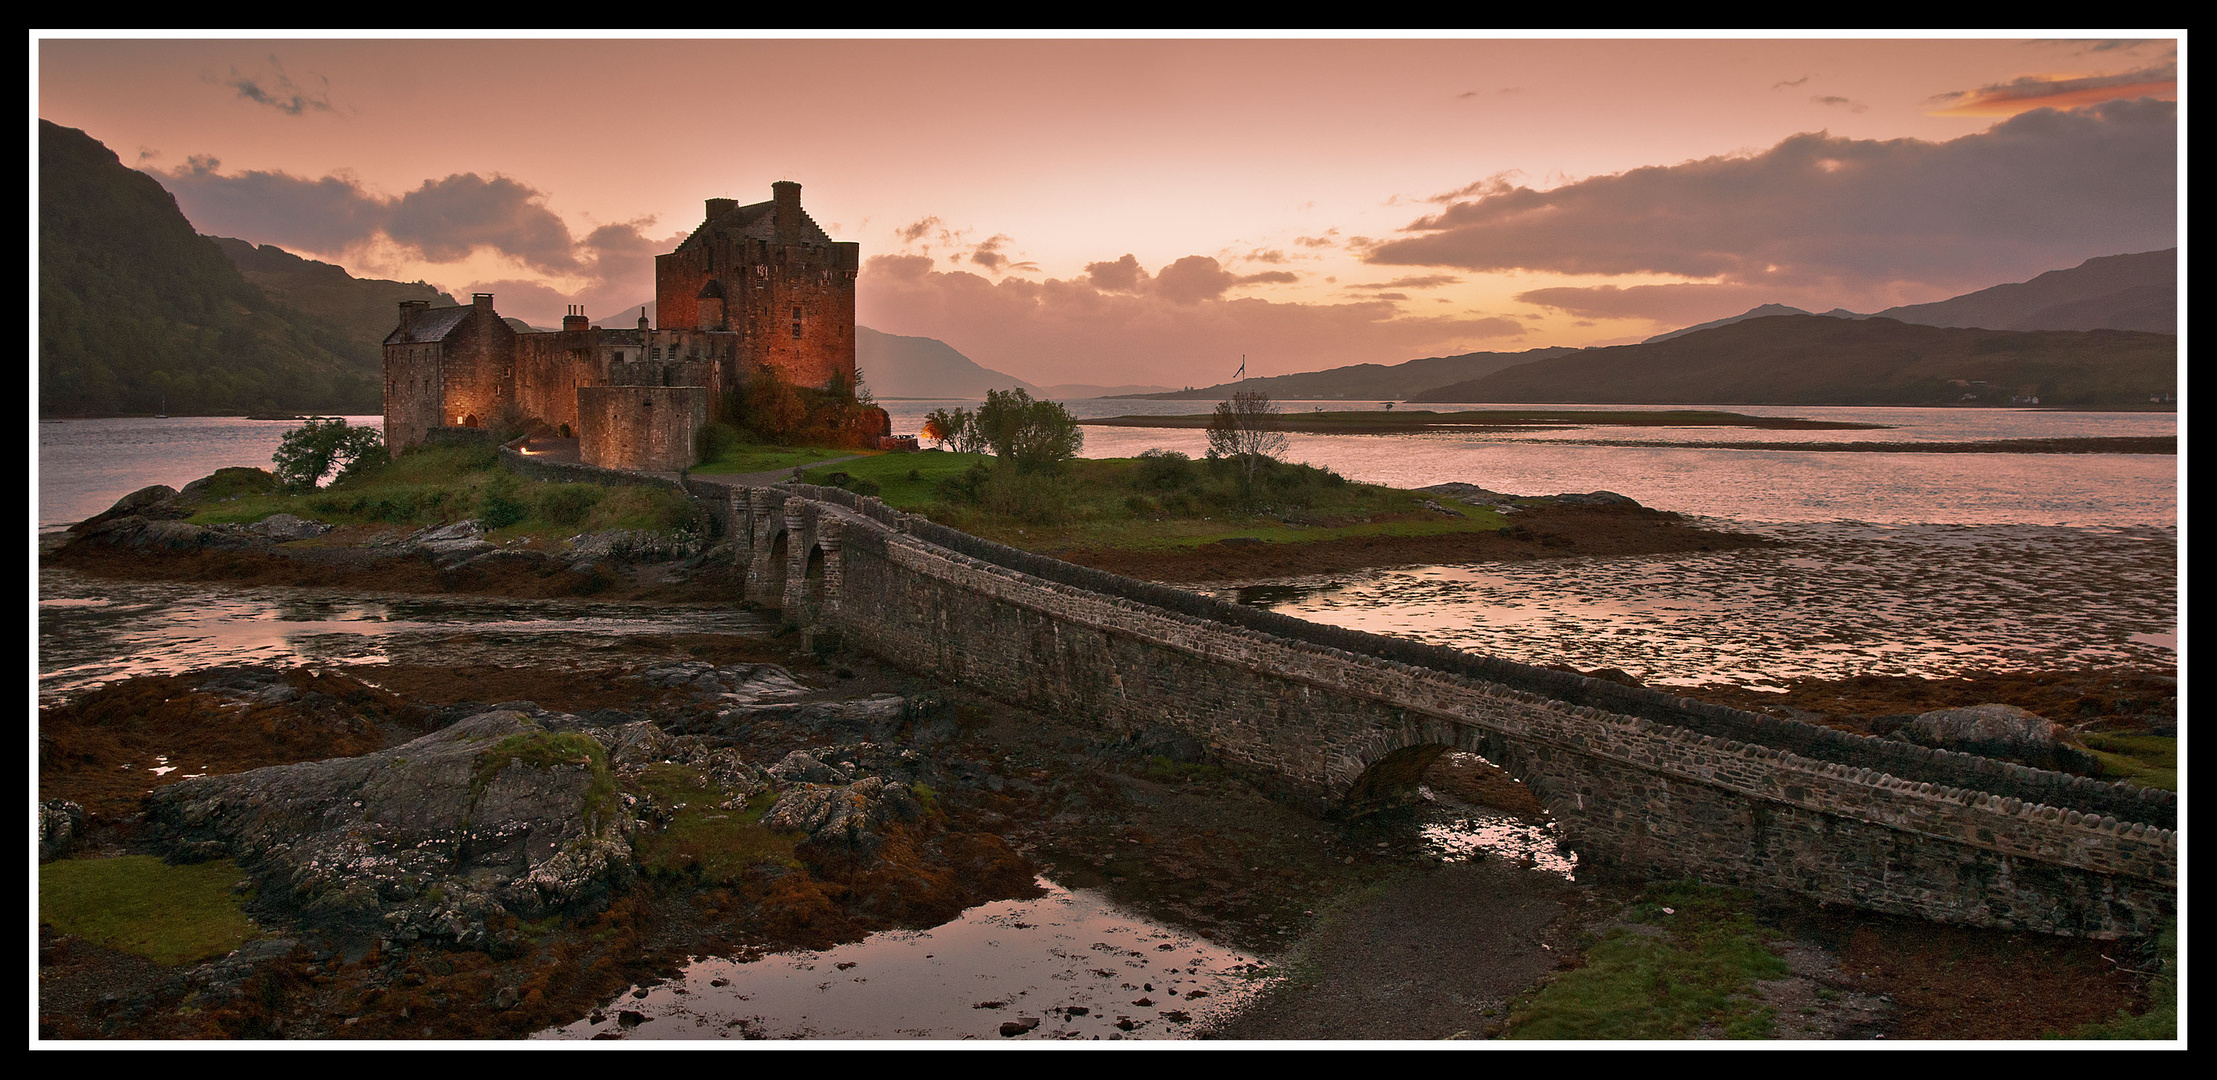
top-left (700, 482), bottom-right (2175, 939)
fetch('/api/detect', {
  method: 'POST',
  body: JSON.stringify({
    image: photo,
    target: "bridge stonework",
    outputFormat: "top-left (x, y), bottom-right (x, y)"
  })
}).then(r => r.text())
top-left (711, 484), bottom-right (2176, 939)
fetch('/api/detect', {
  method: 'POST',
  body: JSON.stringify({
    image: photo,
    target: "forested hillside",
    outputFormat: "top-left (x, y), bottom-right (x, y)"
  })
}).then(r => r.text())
top-left (38, 120), bottom-right (381, 416)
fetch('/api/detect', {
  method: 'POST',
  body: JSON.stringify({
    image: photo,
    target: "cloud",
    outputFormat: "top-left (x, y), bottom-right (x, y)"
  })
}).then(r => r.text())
top-left (896, 215), bottom-right (942, 243)
top-left (857, 253), bottom-right (1527, 387)
top-left (1351, 274), bottom-right (1461, 289)
top-left (151, 158), bottom-right (683, 323)
top-left (1929, 60), bottom-right (2177, 116)
top-left (1513, 282), bottom-right (1786, 324)
top-left (1154, 255), bottom-right (1239, 304)
top-left (158, 156), bottom-right (387, 254)
top-left (1084, 254), bottom-right (1148, 292)
top-left (1811, 95), bottom-right (1868, 113)
top-left (1366, 98), bottom-right (2176, 298)
top-left (386, 174), bottom-right (581, 273)
top-left (1772, 75), bottom-right (1810, 90)
top-left (213, 55), bottom-right (340, 116)
top-left (967, 234), bottom-right (1037, 274)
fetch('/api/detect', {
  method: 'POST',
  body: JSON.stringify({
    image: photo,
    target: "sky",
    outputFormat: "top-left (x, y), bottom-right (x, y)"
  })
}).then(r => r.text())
top-left (33, 34), bottom-right (2183, 389)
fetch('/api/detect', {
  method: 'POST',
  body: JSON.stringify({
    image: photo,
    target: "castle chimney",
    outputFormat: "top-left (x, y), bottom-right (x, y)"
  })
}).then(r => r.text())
top-left (637, 306), bottom-right (650, 331)
top-left (398, 299), bottom-right (430, 333)
top-left (773, 181), bottom-right (801, 243)
top-left (705, 197), bottom-right (736, 221)
top-left (563, 304), bottom-right (590, 333)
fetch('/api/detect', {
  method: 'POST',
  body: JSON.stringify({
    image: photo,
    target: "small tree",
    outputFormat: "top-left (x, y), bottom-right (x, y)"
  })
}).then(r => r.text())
top-left (975, 388), bottom-right (1082, 472)
top-left (272, 418), bottom-right (384, 491)
top-left (921, 406), bottom-right (970, 450)
top-left (1206, 390), bottom-right (1288, 495)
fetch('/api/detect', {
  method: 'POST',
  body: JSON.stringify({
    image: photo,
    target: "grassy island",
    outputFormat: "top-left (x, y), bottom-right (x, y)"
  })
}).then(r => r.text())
top-left (799, 447), bottom-right (1767, 583)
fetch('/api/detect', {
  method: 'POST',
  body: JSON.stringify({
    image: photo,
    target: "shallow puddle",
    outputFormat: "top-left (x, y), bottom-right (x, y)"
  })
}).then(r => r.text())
top-left (535, 878), bottom-right (1279, 1041)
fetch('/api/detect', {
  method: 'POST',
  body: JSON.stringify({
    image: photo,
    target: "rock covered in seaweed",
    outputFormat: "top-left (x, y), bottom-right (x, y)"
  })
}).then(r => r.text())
top-left (143, 707), bottom-right (636, 948)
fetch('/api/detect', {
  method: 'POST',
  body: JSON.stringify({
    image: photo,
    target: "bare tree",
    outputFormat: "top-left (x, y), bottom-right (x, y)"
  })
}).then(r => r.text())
top-left (1206, 389), bottom-right (1288, 494)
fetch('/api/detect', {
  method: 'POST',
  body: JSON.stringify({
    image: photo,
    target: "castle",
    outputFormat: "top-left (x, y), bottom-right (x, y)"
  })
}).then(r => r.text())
top-left (383, 181), bottom-right (860, 471)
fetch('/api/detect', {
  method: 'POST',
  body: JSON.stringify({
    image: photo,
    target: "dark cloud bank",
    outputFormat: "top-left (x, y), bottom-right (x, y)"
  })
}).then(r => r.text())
top-left (1370, 98), bottom-right (2177, 324)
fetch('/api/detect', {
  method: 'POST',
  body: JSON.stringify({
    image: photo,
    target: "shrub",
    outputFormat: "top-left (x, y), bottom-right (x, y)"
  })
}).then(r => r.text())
top-left (936, 462), bottom-right (995, 505)
top-left (479, 473), bottom-right (529, 529)
top-left (697, 422), bottom-right (744, 464)
top-left (272, 418), bottom-right (384, 491)
top-left (1134, 448), bottom-right (1195, 491)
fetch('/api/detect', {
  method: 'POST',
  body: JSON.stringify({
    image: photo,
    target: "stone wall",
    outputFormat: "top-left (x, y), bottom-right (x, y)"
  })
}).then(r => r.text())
top-left (739, 485), bottom-right (2176, 939)
top-left (576, 386), bottom-right (708, 472)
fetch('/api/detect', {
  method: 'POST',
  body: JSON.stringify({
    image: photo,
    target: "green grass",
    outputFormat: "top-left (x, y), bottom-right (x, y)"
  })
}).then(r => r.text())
top-left (802, 451), bottom-right (1508, 555)
top-left (185, 443), bottom-right (707, 542)
top-left (2079, 733), bottom-right (2176, 790)
top-left (40, 855), bottom-right (262, 966)
top-left (630, 769), bottom-right (800, 884)
top-left (1503, 881), bottom-right (1789, 1040)
top-left (691, 440), bottom-right (869, 476)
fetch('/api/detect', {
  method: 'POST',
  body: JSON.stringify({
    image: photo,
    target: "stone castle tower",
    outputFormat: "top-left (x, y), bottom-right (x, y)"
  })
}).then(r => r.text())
top-left (655, 181), bottom-right (861, 394)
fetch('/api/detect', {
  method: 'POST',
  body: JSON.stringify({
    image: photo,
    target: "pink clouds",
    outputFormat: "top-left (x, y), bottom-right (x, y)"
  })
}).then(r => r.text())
top-left (857, 252), bottom-right (1525, 387)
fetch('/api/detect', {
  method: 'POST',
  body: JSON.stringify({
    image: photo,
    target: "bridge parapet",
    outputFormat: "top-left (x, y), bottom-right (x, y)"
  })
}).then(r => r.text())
top-left (723, 484), bottom-right (2176, 938)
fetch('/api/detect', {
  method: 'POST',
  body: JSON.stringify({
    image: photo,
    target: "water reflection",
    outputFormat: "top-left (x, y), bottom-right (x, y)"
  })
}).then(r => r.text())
top-left (536, 879), bottom-right (1278, 1041)
top-left (36, 567), bottom-right (773, 705)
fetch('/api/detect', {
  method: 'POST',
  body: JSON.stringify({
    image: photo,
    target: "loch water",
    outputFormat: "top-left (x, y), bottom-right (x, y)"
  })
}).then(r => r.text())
top-left (35, 403), bottom-right (2179, 1039)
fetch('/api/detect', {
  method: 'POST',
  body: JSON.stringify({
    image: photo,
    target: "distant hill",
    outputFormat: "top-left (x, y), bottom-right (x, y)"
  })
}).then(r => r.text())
top-left (1869, 249), bottom-right (2175, 334)
top-left (1645, 250), bottom-right (2177, 345)
top-left (1114, 346), bottom-right (1579, 402)
top-left (856, 326), bottom-right (1041, 399)
top-left (38, 120), bottom-right (380, 417)
top-left (212, 236), bottom-right (457, 351)
top-left (1032, 382), bottom-right (1177, 399)
top-left (1409, 315), bottom-right (2176, 410)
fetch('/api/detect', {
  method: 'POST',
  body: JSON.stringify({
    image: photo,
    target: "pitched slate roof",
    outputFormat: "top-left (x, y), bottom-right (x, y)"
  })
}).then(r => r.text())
top-left (384, 305), bottom-right (476, 346)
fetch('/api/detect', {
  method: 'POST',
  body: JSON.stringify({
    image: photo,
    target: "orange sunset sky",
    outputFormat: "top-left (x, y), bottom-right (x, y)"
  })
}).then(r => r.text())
top-left (34, 34), bottom-right (2182, 389)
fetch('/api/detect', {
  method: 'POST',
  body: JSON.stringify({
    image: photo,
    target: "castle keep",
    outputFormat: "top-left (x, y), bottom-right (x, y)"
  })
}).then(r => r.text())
top-left (383, 182), bottom-right (859, 471)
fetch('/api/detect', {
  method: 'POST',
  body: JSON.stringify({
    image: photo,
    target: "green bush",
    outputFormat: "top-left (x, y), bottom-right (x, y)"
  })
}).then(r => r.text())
top-left (697, 422), bottom-right (743, 464)
top-left (479, 473), bottom-right (529, 530)
top-left (1133, 448), bottom-right (1196, 491)
top-left (272, 418), bottom-right (385, 491)
top-left (936, 462), bottom-right (995, 505)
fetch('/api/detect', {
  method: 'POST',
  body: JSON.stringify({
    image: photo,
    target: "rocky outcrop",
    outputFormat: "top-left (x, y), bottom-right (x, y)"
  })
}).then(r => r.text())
top-left (1894, 703), bottom-right (2098, 773)
top-left (144, 707), bottom-right (636, 948)
top-left (39, 799), bottom-right (86, 862)
top-left (758, 743), bottom-right (929, 853)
